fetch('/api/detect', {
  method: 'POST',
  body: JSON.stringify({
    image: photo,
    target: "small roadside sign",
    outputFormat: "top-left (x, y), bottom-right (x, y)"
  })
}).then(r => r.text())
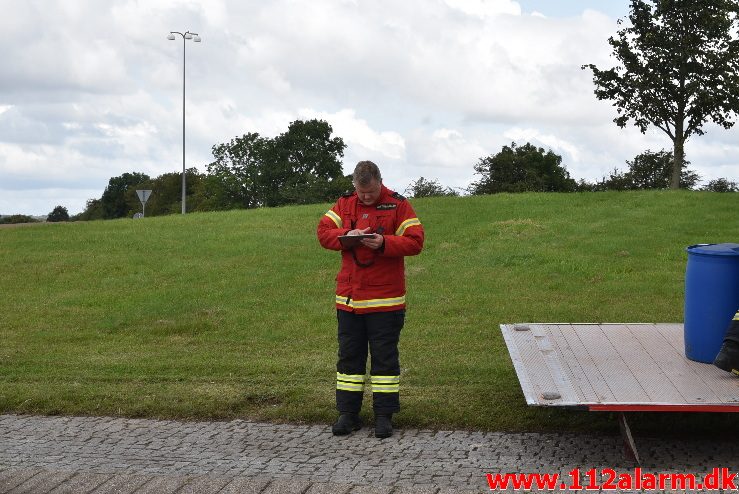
top-left (136, 190), bottom-right (152, 203)
top-left (135, 190), bottom-right (152, 217)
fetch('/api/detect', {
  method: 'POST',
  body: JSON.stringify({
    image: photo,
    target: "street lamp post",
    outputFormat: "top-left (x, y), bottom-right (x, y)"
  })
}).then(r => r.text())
top-left (167, 30), bottom-right (201, 214)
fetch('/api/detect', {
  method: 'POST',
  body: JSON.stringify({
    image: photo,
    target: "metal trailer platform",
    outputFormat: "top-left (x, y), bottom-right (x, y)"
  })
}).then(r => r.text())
top-left (500, 323), bottom-right (739, 462)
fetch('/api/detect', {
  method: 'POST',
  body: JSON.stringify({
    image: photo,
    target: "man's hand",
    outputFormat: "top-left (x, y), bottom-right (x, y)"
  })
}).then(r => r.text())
top-left (360, 233), bottom-right (384, 250)
top-left (347, 227), bottom-right (371, 236)
top-left (345, 227), bottom-right (383, 250)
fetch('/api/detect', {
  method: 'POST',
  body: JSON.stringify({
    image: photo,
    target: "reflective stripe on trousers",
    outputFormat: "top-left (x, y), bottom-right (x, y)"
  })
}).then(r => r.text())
top-left (335, 373), bottom-right (400, 393)
top-left (335, 309), bottom-right (405, 414)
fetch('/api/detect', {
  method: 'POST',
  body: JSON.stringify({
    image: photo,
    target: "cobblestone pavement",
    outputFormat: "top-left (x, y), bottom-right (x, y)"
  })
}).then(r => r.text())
top-left (1, 414), bottom-right (739, 493)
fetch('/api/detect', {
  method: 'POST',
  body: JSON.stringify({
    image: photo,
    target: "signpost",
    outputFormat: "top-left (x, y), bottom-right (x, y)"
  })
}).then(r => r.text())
top-left (136, 190), bottom-right (152, 218)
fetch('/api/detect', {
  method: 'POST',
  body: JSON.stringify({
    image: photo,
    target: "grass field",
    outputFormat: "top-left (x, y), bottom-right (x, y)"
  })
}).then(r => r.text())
top-left (1, 191), bottom-right (738, 436)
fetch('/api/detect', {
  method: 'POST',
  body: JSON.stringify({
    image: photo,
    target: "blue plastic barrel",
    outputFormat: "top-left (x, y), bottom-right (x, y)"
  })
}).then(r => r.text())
top-left (684, 243), bottom-right (739, 363)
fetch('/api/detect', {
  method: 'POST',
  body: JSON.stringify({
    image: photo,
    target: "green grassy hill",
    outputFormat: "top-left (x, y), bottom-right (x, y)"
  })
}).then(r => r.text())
top-left (1, 191), bottom-right (737, 434)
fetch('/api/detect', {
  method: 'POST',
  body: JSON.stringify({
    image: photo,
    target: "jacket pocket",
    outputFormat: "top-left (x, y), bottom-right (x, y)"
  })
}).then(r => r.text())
top-left (374, 214), bottom-right (393, 235)
top-left (341, 210), bottom-right (353, 229)
top-left (367, 256), bottom-right (401, 285)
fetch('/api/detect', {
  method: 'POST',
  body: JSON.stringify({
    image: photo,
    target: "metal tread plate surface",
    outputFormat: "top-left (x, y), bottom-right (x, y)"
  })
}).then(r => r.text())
top-left (500, 323), bottom-right (739, 411)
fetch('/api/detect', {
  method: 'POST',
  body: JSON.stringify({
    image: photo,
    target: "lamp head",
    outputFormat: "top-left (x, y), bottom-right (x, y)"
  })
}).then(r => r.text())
top-left (193, 35), bottom-right (201, 42)
top-left (167, 33), bottom-right (176, 40)
top-left (184, 32), bottom-right (193, 39)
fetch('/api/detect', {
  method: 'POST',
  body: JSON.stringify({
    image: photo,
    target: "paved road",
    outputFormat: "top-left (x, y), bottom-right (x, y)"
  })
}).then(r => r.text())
top-left (1, 414), bottom-right (738, 493)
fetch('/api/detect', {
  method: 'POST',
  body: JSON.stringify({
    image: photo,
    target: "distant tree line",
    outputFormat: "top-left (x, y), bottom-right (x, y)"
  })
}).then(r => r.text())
top-left (463, 144), bottom-right (736, 195)
top-left (58, 121), bottom-right (736, 222)
top-left (0, 215), bottom-right (41, 224)
top-left (70, 119), bottom-right (351, 221)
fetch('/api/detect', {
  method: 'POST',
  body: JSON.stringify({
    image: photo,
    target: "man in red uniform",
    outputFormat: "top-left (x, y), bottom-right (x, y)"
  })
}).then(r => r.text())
top-left (317, 161), bottom-right (424, 438)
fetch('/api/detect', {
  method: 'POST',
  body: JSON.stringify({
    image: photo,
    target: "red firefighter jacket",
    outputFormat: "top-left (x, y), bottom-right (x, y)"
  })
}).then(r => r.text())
top-left (317, 185), bottom-right (424, 313)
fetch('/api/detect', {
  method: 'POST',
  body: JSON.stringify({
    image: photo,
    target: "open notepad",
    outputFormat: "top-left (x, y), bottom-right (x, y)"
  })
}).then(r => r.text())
top-left (338, 234), bottom-right (374, 247)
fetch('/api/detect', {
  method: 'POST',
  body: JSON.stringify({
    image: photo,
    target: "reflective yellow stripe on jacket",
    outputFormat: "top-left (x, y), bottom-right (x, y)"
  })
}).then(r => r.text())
top-left (324, 209), bottom-right (342, 228)
top-left (335, 295), bottom-right (405, 310)
top-left (395, 217), bottom-right (421, 236)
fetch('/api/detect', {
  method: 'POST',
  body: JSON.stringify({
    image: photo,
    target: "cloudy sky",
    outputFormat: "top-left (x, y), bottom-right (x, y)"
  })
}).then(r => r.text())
top-left (2, 0), bottom-right (738, 216)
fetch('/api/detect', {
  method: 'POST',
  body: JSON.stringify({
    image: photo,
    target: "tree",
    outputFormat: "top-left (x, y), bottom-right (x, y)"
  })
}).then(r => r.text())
top-left (596, 150), bottom-right (701, 190)
top-left (47, 206), bottom-right (70, 222)
top-left (71, 198), bottom-right (104, 221)
top-left (128, 169), bottom-right (205, 216)
top-left (73, 169), bottom-right (209, 221)
top-left (701, 177), bottom-right (739, 192)
top-left (206, 132), bottom-right (268, 209)
top-left (405, 177), bottom-right (458, 198)
top-left (265, 119), bottom-right (348, 206)
top-left (625, 149), bottom-right (700, 189)
top-left (469, 142), bottom-right (577, 194)
top-left (190, 173), bottom-right (240, 212)
top-left (205, 119), bottom-right (349, 208)
top-left (101, 172), bottom-right (150, 219)
top-left (583, 0), bottom-right (739, 189)
top-left (595, 168), bottom-right (634, 191)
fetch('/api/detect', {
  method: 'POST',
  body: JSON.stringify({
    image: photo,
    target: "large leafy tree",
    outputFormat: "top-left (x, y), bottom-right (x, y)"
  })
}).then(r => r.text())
top-left (583, 0), bottom-right (739, 189)
top-left (205, 119), bottom-right (349, 208)
top-left (206, 132), bottom-right (268, 209)
top-left (469, 142), bottom-right (577, 194)
top-left (266, 119), bottom-right (348, 206)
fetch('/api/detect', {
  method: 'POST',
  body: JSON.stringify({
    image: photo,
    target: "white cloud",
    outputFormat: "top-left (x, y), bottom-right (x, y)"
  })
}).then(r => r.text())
top-left (685, 135), bottom-right (739, 182)
top-left (0, 0), bottom-right (737, 215)
top-left (400, 127), bottom-right (490, 191)
top-left (256, 66), bottom-right (292, 94)
top-left (504, 127), bottom-right (581, 162)
top-left (443, 0), bottom-right (521, 17)
top-left (0, 142), bottom-right (51, 174)
top-left (298, 108), bottom-right (406, 162)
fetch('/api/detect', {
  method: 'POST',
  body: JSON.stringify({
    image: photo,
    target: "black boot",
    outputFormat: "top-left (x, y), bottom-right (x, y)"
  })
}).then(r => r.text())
top-left (374, 414), bottom-right (393, 439)
top-left (713, 340), bottom-right (739, 376)
top-left (332, 413), bottom-right (362, 435)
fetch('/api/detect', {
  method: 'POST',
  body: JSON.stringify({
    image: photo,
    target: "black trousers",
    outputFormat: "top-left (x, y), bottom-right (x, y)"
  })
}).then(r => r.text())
top-left (335, 309), bottom-right (405, 415)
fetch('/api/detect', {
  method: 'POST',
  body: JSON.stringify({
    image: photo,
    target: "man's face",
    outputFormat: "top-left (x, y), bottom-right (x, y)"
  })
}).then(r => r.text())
top-left (355, 179), bottom-right (382, 206)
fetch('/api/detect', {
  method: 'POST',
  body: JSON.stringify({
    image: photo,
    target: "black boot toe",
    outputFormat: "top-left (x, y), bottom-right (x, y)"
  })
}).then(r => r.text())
top-left (332, 413), bottom-right (362, 435)
top-left (374, 414), bottom-right (393, 439)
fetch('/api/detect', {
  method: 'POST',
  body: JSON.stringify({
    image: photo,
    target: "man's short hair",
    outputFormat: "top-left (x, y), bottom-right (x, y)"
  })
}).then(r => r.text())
top-left (353, 161), bottom-right (382, 186)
